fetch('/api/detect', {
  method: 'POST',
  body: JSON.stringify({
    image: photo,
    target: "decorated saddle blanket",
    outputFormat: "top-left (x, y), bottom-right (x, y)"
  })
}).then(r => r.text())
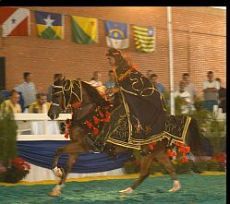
top-left (100, 104), bottom-right (191, 150)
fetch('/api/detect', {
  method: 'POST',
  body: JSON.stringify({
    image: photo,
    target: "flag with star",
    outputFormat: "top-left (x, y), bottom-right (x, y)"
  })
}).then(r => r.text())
top-left (133, 25), bottom-right (156, 53)
top-left (34, 11), bottom-right (64, 40)
top-left (0, 7), bottom-right (30, 37)
top-left (104, 20), bottom-right (129, 49)
top-left (71, 16), bottom-right (98, 44)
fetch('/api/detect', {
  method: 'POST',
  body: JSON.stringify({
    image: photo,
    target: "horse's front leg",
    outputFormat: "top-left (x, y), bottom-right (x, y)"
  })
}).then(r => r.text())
top-left (119, 153), bottom-right (153, 194)
top-left (51, 147), bottom-right (65, 177)
top-left (49, 152), bottom-right (78, 197)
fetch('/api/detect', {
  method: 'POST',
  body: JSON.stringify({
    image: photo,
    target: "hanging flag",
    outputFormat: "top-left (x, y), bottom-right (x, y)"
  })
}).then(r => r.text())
top-left (104, 20), bottom-right (129, 49)
top-left (133, 25), bottom-right (156, 53)
top-left (71, 16), bottom-right (98, 44)
top-left (34, 11), bottom-right (64, 40)
top-left (0, 7), bottom-right (30, 37)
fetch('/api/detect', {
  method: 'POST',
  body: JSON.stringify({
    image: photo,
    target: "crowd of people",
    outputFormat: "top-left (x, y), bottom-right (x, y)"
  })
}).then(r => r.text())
top-left (0, 69), bottom-right (226, 116)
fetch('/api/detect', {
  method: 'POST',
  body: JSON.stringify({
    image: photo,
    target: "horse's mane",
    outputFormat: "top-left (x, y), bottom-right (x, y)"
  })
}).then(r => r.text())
top-left (81, 81), bottom-right (108, 107)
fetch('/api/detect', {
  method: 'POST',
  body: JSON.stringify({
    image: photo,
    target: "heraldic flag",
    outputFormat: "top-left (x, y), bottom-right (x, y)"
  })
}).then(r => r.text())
top-left (34, 11), bottom-right (64, 40)
top-left (104, 20), bottom-right (129, 49)
top-left (71, 16), bottom-right (98, 44)
top-left (133, 25), bottom-right (156, 53)
top-left (0, 7), bottom-right (30, 37)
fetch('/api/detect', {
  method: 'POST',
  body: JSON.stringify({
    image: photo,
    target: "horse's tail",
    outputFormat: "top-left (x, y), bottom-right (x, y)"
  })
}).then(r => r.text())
top-left (186, 118), bottom-right (213, 156)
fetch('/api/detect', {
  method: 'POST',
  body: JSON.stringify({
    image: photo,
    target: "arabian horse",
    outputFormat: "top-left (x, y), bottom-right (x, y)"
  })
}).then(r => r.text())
top-left (47, 79), bottom-right (211, 197)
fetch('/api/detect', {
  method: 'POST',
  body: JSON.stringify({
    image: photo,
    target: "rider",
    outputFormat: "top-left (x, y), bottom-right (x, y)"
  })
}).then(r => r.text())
top-left (106, 48), bottom-right (167, 136)
top-left (94, 48), bottom-right (167, 153)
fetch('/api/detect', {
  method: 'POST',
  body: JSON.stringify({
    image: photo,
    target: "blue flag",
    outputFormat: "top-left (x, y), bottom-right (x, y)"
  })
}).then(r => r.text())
top-left (104, 20), bottom-right (129, 49)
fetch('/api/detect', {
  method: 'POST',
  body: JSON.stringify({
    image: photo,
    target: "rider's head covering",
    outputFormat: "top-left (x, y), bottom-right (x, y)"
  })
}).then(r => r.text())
top-left (106, 48), bottom-right (122, 58)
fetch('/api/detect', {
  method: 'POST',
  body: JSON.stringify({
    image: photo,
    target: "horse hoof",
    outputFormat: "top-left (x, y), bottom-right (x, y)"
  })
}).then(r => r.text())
top-left (168, 180), bottom-right (181, 192)
top-left (48, 190), bottom-right (61, 197)
top-left (119, 187), bottom-right (134, 194)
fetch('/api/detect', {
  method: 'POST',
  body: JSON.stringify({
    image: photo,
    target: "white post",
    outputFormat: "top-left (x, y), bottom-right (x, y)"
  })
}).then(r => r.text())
top-left (42, 104), bottom-right (48, 135)
top-left (167, 7), bottom-right (175, 115)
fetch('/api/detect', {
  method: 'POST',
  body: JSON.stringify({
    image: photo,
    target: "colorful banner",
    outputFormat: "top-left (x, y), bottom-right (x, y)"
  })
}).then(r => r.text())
top-left (104, 20), bottom-right (129, 49)
top-left (133, 25), bottom-right (156, 53)
top-left (0, 7), bottom-right (30, 37)
top-left (71, 16), bottom-right (98, 44)
top-left (34, 11), bottom-right (64, 40)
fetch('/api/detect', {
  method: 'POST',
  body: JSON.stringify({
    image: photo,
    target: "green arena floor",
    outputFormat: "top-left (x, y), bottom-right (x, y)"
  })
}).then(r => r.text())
top-left (0, 174), bottom-right (226, 204)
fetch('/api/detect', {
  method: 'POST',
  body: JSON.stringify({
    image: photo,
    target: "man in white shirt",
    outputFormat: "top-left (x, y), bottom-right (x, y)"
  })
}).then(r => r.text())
top-left (15, 72), bottom-right (37, 110)
top-left (203, 71), bottom-right (220, 111)
top-left (175, 81), bottom-right (195, 114)
top-left (182, 73), bottom-right (196, 105)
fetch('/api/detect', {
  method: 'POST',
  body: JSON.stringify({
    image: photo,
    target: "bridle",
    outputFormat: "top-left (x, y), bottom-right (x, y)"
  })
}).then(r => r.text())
top-left (51, 80), bottom-right (83, 110)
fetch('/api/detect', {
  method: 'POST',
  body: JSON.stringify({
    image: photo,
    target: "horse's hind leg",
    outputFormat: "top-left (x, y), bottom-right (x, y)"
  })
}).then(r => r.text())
top-left (119, 153), bottom-right (153, 194)
top-left (154, 150), bottom-right (181, 192)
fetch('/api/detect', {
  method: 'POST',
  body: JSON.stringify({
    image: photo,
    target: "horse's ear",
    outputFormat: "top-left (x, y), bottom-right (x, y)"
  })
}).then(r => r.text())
top-left (62, 76), bottom-right (66, 81)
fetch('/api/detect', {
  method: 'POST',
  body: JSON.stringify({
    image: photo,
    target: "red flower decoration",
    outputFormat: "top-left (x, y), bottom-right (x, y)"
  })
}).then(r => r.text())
top-left (167, 149), bottom-right (177, 158)
top-left (148, 142), bottom-right (156, 151)
top-left (92, 127), bottom-right (99, 136)
top-left (181, 157), bottom-right (189, 163)
top-left (85, 120), bottom-right (93, 129)
top-left (93, 116), bottom-right (100, 125)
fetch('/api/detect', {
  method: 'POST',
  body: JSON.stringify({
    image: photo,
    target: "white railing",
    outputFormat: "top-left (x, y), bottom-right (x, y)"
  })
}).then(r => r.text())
top-left (14, 113), bottom-right (72, 141)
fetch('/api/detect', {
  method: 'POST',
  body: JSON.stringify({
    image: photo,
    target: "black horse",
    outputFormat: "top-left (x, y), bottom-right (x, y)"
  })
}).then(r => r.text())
top-left (47, 78), bottom-right (212, 196)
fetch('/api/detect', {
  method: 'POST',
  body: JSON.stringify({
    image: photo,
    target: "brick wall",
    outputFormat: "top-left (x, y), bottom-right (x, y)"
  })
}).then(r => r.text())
top-left (0, 7), bottom-right (226, 97)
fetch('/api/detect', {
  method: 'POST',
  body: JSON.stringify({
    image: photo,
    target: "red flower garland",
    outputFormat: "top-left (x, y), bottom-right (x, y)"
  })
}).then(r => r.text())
top-left (85, 109), bottom-right (111, 137)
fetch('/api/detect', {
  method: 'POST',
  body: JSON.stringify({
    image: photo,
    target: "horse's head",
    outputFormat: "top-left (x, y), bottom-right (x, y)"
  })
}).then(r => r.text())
top-left (48, 78), bottom-right (82, 120)
top-left (48, 78), bottom-right (65, 120)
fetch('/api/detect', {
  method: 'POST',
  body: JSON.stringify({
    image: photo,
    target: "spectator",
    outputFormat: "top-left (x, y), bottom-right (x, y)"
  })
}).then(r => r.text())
top-left (145, 69), bottom-right (153, 80)
top-left (216, 78), bottom-right (226, 113)
top-left (149, 73), bottom-right (165, 94)
top-left (15, 72), bottom-right (37, 110)
top-left (104, 70), bottom-right (117, 102)
top-left (175, 81), bottom-right (195, 114)
top-left (181, 73), bottom-right (196, 105)
top-left (89, 71), bottom-right (103, 87)
top-left (28, 93), bottom-right (51, 113)
top-left (89, 71), bottom-right (106, 97)
top-left (0, 90), bottom-right (22, 113)
top-left (104, 70), bottom-right (116, 89)
top-left (203, 71), bottom-right (220, 111)
top-left (47, 73), bottom-right (63, 102)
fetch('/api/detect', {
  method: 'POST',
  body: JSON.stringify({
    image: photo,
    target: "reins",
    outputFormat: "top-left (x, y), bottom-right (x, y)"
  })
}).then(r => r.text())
top-left (52, 80), bottom-right (83, 110)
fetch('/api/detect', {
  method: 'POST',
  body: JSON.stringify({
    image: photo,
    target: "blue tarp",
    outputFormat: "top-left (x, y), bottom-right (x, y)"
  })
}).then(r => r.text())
top-left (17, 141), bottom-right (132, 173)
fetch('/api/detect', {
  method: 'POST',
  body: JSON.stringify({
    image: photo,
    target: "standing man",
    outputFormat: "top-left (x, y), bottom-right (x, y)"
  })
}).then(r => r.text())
top-left (215, 78), bottom-right (226, 113)
top-left (145, 70), bottom-right (153, 81)
top-left (149, 73), bottom-right (165, 95)
top-left (203, 71), bottom-right (220, 111)
top-left (15, 72), bottom-right (37, 111)
top-left (181, 73), bottom-right (196, 105)
top-left (174, 81), bottom-right (195, 114)
top-left (104, 70), bottom-right (117, 102)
